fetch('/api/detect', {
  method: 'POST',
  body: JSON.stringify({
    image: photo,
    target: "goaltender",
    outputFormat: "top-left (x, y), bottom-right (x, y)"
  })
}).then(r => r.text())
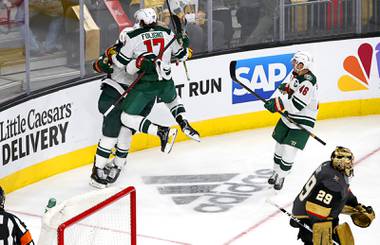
top-left (291, 146), bottom-right (375, 245)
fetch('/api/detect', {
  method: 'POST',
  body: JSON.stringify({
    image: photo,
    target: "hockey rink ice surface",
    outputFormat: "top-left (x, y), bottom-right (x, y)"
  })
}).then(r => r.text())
top-left (6, 115), bottom-right (380, 245)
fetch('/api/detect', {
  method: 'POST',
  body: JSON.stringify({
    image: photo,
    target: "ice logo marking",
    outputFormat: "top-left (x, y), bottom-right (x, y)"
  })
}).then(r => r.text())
top-left (232, 54), bottom-right (294, 104)
top-left (338, 43), bottom-right (380, 91)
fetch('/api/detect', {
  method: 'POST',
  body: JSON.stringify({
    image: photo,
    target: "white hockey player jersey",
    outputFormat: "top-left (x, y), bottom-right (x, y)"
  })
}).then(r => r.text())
top-left (280, 72), bottom-right (318, 130)
top-left (102, 27), bottom-right (137, 93)
top-left (113, 25), bottom-right (188, 76)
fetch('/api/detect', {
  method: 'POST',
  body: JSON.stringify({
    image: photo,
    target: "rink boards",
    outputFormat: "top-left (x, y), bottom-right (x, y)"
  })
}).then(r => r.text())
top-left (1, 36), bottom-right (379, 192)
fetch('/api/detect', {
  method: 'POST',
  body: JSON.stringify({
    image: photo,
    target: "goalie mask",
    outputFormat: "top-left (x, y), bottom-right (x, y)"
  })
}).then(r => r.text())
top-left (331, 146), bottom-right (354, 177)
top-left (292, 51), bottom-right (313, 73)
top-left (134, 8), bottom-right (157, 26)
top-left (0, 186), bottom-right (5, 209)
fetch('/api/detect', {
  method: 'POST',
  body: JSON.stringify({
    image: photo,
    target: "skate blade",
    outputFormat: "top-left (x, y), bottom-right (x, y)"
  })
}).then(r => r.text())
top-left (89, 179), bottom-right (108, 189)
top-left (184, 130), bottom-right (201, 142)
top-left (164, 128), bottom-right (178, 154)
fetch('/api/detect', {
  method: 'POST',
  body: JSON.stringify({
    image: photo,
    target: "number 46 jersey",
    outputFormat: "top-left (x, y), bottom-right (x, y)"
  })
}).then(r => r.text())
top-left (280, 71), bottom-right (319, 130)
top-left (292, 161), bottom-right (357, 222)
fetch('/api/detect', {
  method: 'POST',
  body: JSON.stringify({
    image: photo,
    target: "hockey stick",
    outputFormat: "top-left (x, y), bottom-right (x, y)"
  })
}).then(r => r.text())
top-left (230, 61), bottom-right (326, 146)
top-left (266, 199), bottom-right (339, 245)
top-left (166, 0), bottom-right (190, 81)
top-left (103, 36), bottom-right (177, 117)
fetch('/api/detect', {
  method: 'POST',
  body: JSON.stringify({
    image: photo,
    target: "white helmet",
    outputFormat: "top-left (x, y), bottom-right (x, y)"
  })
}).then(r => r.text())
top-left (134, 8), bottom-right (157, 26)
top-left (291, 51), bottom-right (313, 72)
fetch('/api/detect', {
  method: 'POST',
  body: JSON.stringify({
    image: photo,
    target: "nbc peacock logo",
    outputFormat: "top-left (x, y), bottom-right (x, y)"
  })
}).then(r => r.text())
top-left (338, 43), bottom-right (380, 91)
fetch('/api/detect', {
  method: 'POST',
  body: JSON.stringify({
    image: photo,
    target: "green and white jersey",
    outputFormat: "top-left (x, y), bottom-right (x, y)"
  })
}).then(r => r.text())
top-left (109, 66), bottom-right (134, 86)
top-left (103, 26), bottom-right (137, 93)
top-left (113, 25), bottom-right (188, 71)
top-left (280, 71), bottom-right (318, 129)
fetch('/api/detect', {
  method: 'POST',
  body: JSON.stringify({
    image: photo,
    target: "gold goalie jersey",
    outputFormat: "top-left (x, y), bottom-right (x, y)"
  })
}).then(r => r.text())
top-left (280, 72), bottom-right (318, 130)
top-left (292, 161), bottom-right (358, 221)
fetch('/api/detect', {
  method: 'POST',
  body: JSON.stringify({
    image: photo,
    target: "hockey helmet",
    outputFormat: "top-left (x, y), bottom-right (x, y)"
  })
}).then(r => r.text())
top-left (0, 186), bottom-right (5, 208)
top-left (291, 51), bottom-right (313, 72)
top-left (134, 8), bottom-right (157, 26)
top-left (331, 146), bottom-right (354, 177)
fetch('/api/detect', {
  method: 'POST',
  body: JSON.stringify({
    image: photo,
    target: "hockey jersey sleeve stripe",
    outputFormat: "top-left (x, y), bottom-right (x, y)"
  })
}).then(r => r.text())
top-left (306, 201), bottom-right (332, 219)
top-left (116, 52), bottom-right (132, 65)
top-left (174, 48), bottom-right (188, 60)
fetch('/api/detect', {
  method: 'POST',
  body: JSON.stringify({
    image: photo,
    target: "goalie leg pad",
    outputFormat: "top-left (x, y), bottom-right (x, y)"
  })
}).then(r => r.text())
top-left (335, 222), bottom-right (354, 245)
top-left (313, 221), bottom-right (333, 245)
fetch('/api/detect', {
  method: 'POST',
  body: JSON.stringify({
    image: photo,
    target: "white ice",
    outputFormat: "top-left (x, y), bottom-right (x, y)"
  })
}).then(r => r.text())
top-left (5, 115), bottom-right (380, 245)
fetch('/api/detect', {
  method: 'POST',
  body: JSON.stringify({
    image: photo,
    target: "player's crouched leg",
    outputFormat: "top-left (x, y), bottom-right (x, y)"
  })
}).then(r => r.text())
top-left (121, 112), bottom-right (178, 154)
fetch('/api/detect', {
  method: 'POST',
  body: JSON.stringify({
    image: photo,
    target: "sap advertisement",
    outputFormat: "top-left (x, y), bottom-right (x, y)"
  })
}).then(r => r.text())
top-left (167, 36), bottom-right (380, 122)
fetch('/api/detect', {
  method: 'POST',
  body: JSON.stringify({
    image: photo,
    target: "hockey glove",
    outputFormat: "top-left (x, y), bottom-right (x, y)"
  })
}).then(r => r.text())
top-left (135, 52), bottom-right (156, 73)
top-left (104, 46), bottom-right (117, 62)
top-left (278, 83), bottom-right (294, 96)
top-left (176, 33), bottom-right (190, 49)
top-left (351, 204), bottom-right (375, 228)
top-left (264, 97), bottom-right (284, 113)
top-left (93, 56), bottom-right (113, 74)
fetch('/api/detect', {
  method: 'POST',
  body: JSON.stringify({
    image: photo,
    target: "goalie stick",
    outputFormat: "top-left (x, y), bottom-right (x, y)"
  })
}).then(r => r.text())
top-left (103, 36), bottom-right (177, 117)
top-left (166, 0), bottom-right (190, 81)
top-left (230, 61), bottom-right (326, 146)
top-left (266, 199), bottom-right (340, 245)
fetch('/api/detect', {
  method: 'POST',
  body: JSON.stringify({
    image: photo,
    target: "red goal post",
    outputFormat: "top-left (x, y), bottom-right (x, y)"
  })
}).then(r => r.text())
top-left (38, 186), bottom-right (136, 245)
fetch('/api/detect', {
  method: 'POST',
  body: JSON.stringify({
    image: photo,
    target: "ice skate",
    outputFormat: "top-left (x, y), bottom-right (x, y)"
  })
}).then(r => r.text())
top-left (157, 126), bottom-right (178, 153)
top-left (274, 177), bottom-right (285, 190)
top-left (90, 165), bottom-right (109, 189)
top-left (178, 119), bottom-right (200, 142)
top-left (268, 171), bottom-right (278, 185)
top-left (105, 163), bottom-right (122, 184)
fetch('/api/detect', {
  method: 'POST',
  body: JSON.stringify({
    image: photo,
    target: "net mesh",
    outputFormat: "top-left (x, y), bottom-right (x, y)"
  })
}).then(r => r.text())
top-left (63, 193), bottom-right (132, 244)
top-left (38, 186), bottom-right (135, 245)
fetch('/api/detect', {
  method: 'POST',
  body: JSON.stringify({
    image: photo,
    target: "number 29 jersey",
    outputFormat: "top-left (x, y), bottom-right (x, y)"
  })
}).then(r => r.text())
top-left (292, 161), bottom-right (357, 222)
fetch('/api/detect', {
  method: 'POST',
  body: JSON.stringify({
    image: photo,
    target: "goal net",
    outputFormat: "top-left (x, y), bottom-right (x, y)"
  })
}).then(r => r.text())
top-left (37, 186), bottom-right (136, 245)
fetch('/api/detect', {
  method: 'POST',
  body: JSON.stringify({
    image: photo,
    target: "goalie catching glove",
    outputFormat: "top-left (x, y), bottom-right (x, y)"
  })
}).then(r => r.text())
top-left (342, 203), bottom-right (375, 228)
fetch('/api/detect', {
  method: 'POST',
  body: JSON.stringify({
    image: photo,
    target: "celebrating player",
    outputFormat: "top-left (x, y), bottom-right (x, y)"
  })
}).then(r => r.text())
top-left (291, 146), bottom-right (375, 245)
top-left (111, 8), bottom-right (199, 153)
top-left (265, 51), bottom-right (318, 190)
top-left (90, 26), bottom-right (157, 188)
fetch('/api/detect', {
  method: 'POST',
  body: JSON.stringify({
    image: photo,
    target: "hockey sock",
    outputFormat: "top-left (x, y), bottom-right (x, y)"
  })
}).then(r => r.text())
top-left (166, 95), bottom-right (186, 119)
top-left (95, 136), bottom-right (117, 168)
top-left (121, 113), bottom-right (158, 135)
top-left (114, 126), bottom-right (132, 168)
top-left (273, 153), bottom-right (282, 172)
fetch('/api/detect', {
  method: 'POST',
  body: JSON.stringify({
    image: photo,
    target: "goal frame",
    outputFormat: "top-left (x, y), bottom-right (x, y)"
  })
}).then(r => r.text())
top-left (57, 186), bottom-right (136, 245)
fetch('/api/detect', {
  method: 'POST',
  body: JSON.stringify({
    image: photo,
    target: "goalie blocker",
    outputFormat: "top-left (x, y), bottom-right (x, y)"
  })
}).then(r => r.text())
top-left (290, 146), bottom-right (375, 245)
